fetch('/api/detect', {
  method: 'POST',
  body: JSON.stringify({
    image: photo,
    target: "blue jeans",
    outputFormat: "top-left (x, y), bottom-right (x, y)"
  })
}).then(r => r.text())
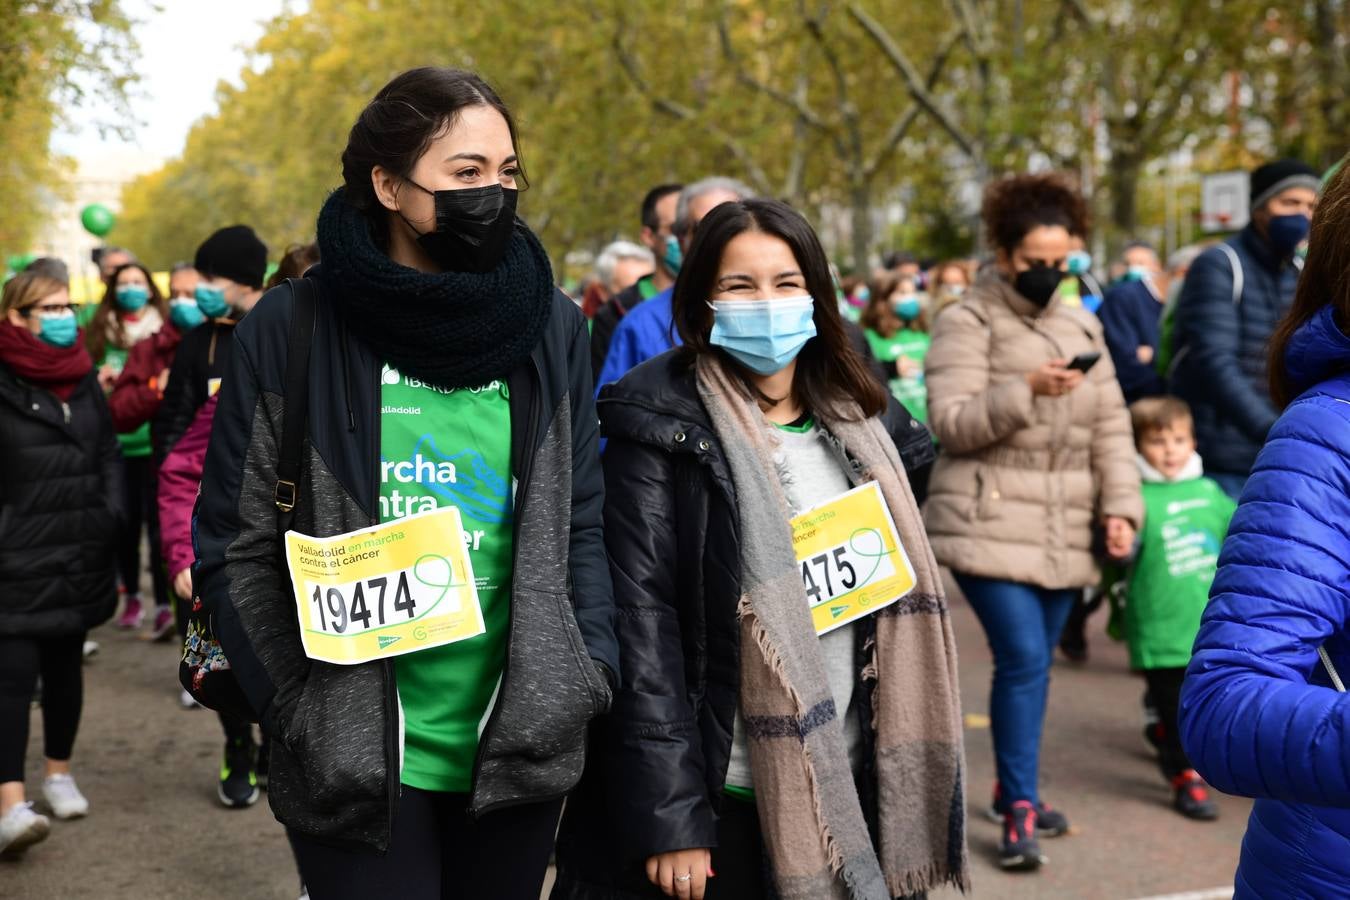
top-left (955, 573), bottom-right (1076, 806)
top-left (1210, 471), bottom-right (1248, 502)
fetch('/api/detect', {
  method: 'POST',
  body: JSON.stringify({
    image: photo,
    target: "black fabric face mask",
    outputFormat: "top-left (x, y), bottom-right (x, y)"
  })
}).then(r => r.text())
top-left (1014, 265), bottom-right (1065, 307)
top-left (402, 181), bottom-right (519, 274)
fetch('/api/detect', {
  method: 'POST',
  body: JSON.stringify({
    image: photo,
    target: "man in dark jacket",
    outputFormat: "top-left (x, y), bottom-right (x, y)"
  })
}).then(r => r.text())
top-left (590, 183), bottom-right (681, 380)
top-left (154, 224), bottom-right (269, 810)
top-left (155, 225), bottom-right (267, 460)
top-left (1170, 159), bottom-right (1319, 498)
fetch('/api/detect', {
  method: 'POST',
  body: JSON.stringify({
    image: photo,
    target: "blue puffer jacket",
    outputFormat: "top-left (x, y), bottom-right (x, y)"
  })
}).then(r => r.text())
top-left (1180, 303), bottom-right (1350, 899)
top-left (1170, 225), bottom-right (1300, 476)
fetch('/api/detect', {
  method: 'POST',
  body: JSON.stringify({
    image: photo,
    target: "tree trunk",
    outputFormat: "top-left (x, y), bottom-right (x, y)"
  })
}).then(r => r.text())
top-left (850, 181), bottom-right (872, 274)
top-left (1107, 145), bottom-right (1143, 253)
top-left (1313, 0), bottom-right (1349, 169)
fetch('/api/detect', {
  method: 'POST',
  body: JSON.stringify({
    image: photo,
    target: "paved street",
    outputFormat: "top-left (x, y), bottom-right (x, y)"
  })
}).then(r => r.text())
top-left (6, 573), bottom-right (1249, 899)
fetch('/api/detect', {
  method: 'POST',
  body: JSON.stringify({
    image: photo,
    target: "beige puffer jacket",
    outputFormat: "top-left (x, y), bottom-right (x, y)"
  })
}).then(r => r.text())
top-left (923, 273), bottom-right (1143, 589)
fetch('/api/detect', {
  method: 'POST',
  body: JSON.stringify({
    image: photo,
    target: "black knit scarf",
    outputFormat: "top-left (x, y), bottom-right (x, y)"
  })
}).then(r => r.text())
top-left (316, 188), bottom-right (554, 390)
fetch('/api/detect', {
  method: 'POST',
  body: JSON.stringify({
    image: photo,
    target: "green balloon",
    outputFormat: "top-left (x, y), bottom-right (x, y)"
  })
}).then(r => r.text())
top-left (80, 204), bottom-right (116, 237)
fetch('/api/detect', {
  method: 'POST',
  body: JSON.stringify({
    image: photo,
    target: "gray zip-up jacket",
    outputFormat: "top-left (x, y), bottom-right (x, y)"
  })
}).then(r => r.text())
top-left (195, 274), bottom-right (617, 850)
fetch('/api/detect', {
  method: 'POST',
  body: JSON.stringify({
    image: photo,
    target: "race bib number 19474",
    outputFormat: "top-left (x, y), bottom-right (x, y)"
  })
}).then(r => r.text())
top-left (284, 507), bottom-right (485, 665)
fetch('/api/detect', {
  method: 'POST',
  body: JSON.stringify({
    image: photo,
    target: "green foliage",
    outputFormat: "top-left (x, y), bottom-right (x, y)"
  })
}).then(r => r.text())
top-left (114, 0), bottom-right (1334, 272)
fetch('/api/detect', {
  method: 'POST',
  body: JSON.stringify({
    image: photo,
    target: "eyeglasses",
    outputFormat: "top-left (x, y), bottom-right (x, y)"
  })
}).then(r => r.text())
top-left (21, 303), bottom-right (76, 316)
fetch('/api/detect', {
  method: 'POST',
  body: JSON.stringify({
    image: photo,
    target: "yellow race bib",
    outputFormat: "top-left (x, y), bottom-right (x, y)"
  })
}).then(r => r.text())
top-left (284, 507), bottom-right (486, 665)
top-left (791, 482), bottom-right (916, 635)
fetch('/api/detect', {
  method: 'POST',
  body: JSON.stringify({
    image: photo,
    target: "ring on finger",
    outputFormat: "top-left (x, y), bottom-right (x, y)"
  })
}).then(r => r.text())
top-left (676, 873), bottom-right (693, 883)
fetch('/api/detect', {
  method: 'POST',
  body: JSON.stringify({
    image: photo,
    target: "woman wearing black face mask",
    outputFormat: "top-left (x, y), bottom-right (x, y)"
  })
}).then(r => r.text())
top-left (922, 173), bottom-right (1142, 873)
top-left (193, 67), bottom-right (618, 900)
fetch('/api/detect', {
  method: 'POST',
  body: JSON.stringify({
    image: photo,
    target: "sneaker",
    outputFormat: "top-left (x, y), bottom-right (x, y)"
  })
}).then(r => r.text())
top-left (149, 606), bottom-right (175, 642)
top-left (0, 803), bottom-right (50, 857)
top-left (1172, 770), bottom-right (1219, 821)
top-left (116, 596), bottom-right (144, 629)
top-left (985, 783), bottom-right (1070, 837)
top-left (999, 800), bottom-right (1046, 871)
top-left (81, 640), bottom-right (99, 660)
top-left (179, 689), bottom-right (200, 710)
top-left (41, 774), bottom-right (89, 820)
top-left (218, 738), bottom-right (260, 808)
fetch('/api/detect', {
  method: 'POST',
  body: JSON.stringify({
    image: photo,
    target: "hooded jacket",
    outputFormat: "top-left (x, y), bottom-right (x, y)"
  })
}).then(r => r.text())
top-left (923, 274), bottom-right (1143, 589)
top-left (1180, 303), bottom-right (1350, 899)
top-left (195, 271), bottom-right (618, 851)
top-left (1169, 224), bottom-right (1301, 476)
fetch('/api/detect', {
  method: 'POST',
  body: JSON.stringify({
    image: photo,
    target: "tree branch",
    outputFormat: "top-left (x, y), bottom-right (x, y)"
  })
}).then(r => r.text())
top-left (608, 18), bottom-right (774, 194)
top-left (716, 10), bottom-right (829, 131)
top-left (863, 26), bottom-right (964, 179)
top-left (848, 2), bottom-right (979, 161)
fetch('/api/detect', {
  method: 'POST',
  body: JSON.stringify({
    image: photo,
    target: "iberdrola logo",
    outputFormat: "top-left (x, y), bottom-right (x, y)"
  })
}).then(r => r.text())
top-left (382, 364), bottom-right (401, 386)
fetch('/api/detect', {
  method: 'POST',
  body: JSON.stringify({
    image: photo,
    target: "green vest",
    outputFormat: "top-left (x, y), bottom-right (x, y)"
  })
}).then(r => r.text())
top-left (864, 327), bottom-right (931, 424)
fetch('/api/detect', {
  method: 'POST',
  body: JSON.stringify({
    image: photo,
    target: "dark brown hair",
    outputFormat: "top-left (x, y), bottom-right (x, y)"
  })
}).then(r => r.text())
top-left (340, 67), bottom-right (523, 245)
top-left (1269, 160), bottom-right (1348, 408)
top-left (982, 173), bottom-right (1090, 254)
top-left (1129, 396), bottom-right (1194, 445)
top-left (86, 262), bottom-right (168, 362)
top-left (266, 243), bottom-right (321, 290)
top-left (860, 273), bottom-right (929, 336)
top-left (673, 198), bottom-right (887, 419)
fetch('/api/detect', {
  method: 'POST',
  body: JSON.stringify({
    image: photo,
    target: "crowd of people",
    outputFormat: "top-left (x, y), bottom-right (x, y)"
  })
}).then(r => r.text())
top-left (0, 63), bottom-right (1341, 900)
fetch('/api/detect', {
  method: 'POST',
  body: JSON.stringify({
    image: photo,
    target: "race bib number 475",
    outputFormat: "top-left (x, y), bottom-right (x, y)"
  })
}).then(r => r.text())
top-left (284, 507), bottom-right (485, 665)
top-left (791, 481), bottom-right (916, 636)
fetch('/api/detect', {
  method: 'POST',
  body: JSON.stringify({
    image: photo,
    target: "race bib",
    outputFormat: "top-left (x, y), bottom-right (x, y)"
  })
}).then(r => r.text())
top-left (791, 481), bottom-right (917, 635)
top-left (284, 506), bottom-right (486, 665)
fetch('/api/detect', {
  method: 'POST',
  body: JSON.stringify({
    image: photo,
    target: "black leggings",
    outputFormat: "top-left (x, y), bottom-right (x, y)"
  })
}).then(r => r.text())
top-left (289, 787), bottom-right (563, 900)
top-left (1144, 667), bottom-right (1193, 780)
top-left (116, 454), bottom-right (170, 609)
top-left (0, 634), bottom-right (85, 782)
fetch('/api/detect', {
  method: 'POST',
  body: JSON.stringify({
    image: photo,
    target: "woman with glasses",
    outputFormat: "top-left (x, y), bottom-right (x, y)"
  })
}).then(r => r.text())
top-left (0, 272), bottom-right (122, 857)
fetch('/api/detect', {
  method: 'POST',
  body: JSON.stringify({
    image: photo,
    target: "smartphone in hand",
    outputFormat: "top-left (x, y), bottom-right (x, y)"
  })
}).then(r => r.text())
top-left (1065, 351), bottom-right (1102, 373)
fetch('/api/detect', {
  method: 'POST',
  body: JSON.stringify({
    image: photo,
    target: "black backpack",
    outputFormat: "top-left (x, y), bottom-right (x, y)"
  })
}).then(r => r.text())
top-left (178, 278), bottom-right (317, 722)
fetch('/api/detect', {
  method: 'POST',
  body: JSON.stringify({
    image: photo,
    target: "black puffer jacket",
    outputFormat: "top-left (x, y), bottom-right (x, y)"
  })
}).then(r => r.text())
top-left (0, 366), bottom-right (123, 636)
top-left (552, 350), bottom-right (934, 897)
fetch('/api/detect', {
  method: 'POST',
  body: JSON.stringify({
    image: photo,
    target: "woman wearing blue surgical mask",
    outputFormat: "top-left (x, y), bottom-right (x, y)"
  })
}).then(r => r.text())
top-left (861, 273), bottom-right (933, 425)
top-left (0, 273), bottom-right (122, 858)
top-left (84, 262), bottom-right (171, 634)
top-left (553, 198), bottom-right (965, 900)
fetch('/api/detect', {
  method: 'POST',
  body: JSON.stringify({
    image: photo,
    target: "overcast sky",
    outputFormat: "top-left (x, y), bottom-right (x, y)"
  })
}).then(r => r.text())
top-left (52, 0), bottom-right (294, 166)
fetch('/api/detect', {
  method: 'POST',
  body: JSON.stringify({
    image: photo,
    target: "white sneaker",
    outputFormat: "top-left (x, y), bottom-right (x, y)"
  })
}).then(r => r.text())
top-left (179, 689), bottom-right (200, 710)
top-left (82, 640), bottom-right (99, 660)
top-left (0, 802), bottom-right (50, 856)
top-left (41, 774), bottom-right (89, 819)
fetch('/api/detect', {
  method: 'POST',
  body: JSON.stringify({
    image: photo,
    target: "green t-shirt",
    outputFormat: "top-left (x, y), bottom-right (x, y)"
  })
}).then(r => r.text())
top-left (1123, 476), bottom-right (1236, 670)
top-left (95, 344), bottom-right (152, 458)
top-left (864, 327), bottom-right (931, 424)
top-left (379, 363), bottom-right (514, 792)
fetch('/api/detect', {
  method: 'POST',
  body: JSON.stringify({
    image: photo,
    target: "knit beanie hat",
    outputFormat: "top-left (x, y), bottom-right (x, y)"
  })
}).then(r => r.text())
top-left (195, 225), bottom-right (269, 288)
top-left (1250, 159), bottom-right (1320, 211)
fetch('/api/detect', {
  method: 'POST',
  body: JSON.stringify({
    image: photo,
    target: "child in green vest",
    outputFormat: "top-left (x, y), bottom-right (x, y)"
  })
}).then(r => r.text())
top-left (1117, 396), bottom-right (1236, 821)
top-left (860, 274), bottom-right (931, 423)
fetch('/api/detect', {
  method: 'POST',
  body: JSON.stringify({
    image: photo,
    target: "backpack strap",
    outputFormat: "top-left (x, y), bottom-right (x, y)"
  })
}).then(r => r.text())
top-left (274, 277), bottom-right (317, 532)
top-left (1215, 242), bottom-right (1244, 306)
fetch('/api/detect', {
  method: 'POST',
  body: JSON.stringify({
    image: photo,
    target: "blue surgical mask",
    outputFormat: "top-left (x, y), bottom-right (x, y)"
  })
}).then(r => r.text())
top-left (663, 235), bottom-right (683, 276)
top-left (114, 284), bottom-right (150, 312)
top-left (1267, 213), bottom-right (1311, 257)
top-left (1067, 250), bottom-right (1093, 276)
top-left (170, 298), bottom-right (206, 330)
top-left (708, 295), bottom-right (817, 375)
top-left (1124, 265), bottom-right (1152, 282)
top-left (195, 283), bottom-right (229, 319)
top-left (36, 311), bottom-right (78, 348)
top-left (894, 296), bottom-right (922, 321)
